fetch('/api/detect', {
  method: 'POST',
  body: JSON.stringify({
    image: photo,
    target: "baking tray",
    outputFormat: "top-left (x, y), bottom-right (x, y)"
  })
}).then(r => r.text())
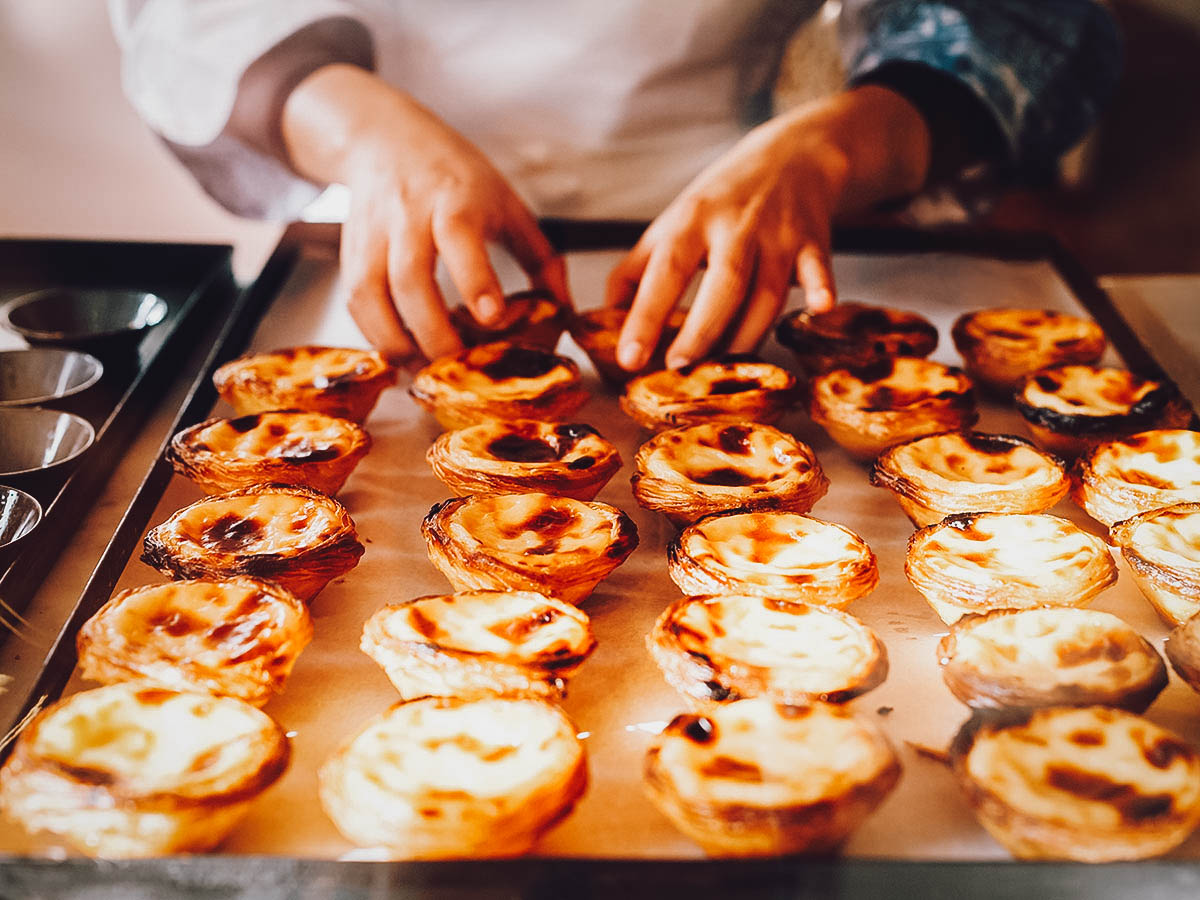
top-left (2, 222), bottom-right (1199, 899)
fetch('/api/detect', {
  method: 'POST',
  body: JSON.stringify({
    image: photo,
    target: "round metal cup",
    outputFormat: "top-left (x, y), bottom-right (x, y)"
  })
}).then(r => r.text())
top-left (0, 407), bottom-right (96, 493)
top-left (0, 348), bottom-right (104, 407)
top-left (1, 288), bottom-right (168, 359)
top-left (0, 485), bottom-right (42, 569)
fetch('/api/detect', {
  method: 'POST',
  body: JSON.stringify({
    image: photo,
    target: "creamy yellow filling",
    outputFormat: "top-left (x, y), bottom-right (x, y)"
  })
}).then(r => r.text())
top-left (1128, 509), bottom-right (1200, 573)
top-left (1021, 367), bottom-right (1158, 417)
top-left (243, 348), bottom-right (383, 393)
top-left (170, 493), bottom-right (343, 558)
top-left (1090, 430), bottom-right (1200, 492)
top-left (449, 493), bottom-right (619, 564)
top-left (814, 357), bottom-right (966, 409)
top-left (888, 433), bottom-right (1054, 490)
top-left (193, 412), bottom-right (355, 459)
top-left (631, 361), bottom-right (790, 403)
top-left (965, 308), bottom-right (1099, 350)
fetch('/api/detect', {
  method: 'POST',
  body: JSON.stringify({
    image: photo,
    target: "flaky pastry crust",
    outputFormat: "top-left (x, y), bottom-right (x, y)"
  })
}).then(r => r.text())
top-left (141, 483), bottom-right (364, 601)
top-left (905, 512), bottom-right (1117, 625)
top-left (632, 422), bottom-right (828, 527)
top-left (621, 357), bottom-right (796, 432)
top-left (668, 510), bottom-right (877, 609)
top-left (213, 346), bottom-right (395, 423)
top-left (1165, 612), bottom-right (1200, 697)
top-left (427, 419), bottom-right (621, 501)
top-left (567, 306), bottom-right (686, 385)
top-left (1073, 429), bottom-right (1200, 529)
top-left (410, 341), bottom-right (588, 430)
top-left (421, 492), bottom-right (638, 605)
top-left (644, 698), bottom-right (900, 857)
top-left (450, 289), bottom-right (567, 350)
top-left (361, 589), bottom-right (595, 700)
top-left (1110, 502), bottom-right (1200, 626)
top-left (775, 302), bottom-right (938, 376)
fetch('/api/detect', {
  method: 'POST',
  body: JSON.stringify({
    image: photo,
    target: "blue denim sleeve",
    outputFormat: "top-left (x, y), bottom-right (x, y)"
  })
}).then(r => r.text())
top-left (840, 1), bottom-right (1122, 172)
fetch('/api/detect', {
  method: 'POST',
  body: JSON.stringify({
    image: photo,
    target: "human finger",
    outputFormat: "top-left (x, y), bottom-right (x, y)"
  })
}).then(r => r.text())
top-left (795, 239), bottom-right (835, 313)
top-left (502, 205), bottom-right (572, 311)
top-left (604, 243), bottom-right (650, 310)
top-left (341, 218), bottom-right (419, 364)
top-left (386, 223), bottom-right (463, 362)
top-left (664, 235), bottom-right (754, 369)
top-left (726, 253), bottom-right (791, 354)
top-left (432, 207), bottom-right (506, 326)
top-left (616, 234), bottom-right (705, 371)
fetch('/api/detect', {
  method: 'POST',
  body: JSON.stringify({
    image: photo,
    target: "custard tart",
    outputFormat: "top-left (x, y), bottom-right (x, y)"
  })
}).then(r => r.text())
top-left (1014, 365), bottom-right (1192, 458)
top-left (632, 422), bottom-right (828, 527)
top-left (142, 483), bottom-right (364, 602)
top-left (1165, 612), bottom-right (1200, 696)
top-left (951, 307), bottom-right (1106, 393)
top-left (77, 577), bottom-right (313, 707)
top-left (808, 358), bottom-right (977, 461)
top-left (1110, 502), bottom-right (1200, 626)
top-left (426, 419), bottom-right (621, 501)
top-left (0, 683), bottom-right (289, 858)
top-left (361, 589), bottom-right (595, 701)
top-left (668, 511), bottom-right (877, 610)
top-left (775, 301), bottom-right (939, 376)
top-left (1073, 429), bottom-right (1200, 529)
top-left (951, 706), bottom-right (1200, 861)
top-left (169, 410), bottom-right (371, 496)
top-left (905, 512), bottom-right (1117, 625)
top-left (319, 695), bottom-right (586, 858)
top-left (450, 288), bottom-right (566, 350)
top-left (649, 594), bottom-right (888, 707)
top-left (410, 341), bottom-right (588, 430)
top-left (213, 345), bottom-right (395, 423)
top-left (421, 492), bottom-right (638, 605)
top-left (644, 698), bottom-right (900, 857)
top-left (937, 607), bottom-right (1167, 713)
top-left (871, 431), bottom-right (1070, 528)
top-left (567, 306), bottom-right (686, 385)
top-left (620, 356), bottom-right (796, 432)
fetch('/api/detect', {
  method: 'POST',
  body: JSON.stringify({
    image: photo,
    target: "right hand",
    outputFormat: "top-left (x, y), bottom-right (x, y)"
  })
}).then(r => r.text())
top-left (282, 65), bottom-right (570, 365)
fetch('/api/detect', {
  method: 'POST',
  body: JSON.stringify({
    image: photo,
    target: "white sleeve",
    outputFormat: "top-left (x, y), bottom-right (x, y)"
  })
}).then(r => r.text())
top-left (109, 0), bottom-right (374, 219)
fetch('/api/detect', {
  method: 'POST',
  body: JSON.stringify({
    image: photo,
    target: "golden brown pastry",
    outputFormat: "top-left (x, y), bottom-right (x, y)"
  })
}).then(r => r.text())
top-left (426, 419), bottom-right (621, 501)
top-left (620, 356), bottom-right (796, 432)
top-left (905, 512), bottom-right (1117, 625)
top-left (871, 431), bottom-right (1070, 528)
top-left (951, 706), bottom-right (1200, 861)
top-left (567, 306), bottom-right (686, 385)
top-left (1014, 365), bottom-right (1192, 458)
top-left (668, 511), bottom-right (877, 609)
top-left (1073, 429), bottom-right (1200, 529)
top-left (937, 607), bottom-right (1167, 713)
top-left (213, 345), bottom-right (395, 423)
top-left (142, 483), bottom-right (364, 602)
top-left (0, 683), bottom-right (289, 857)
top-left (449, 288), bottom-right (567, 350)
top-left (631, 422), bottom-right (828, 527)
top-left (649, 594), bottom-right (888, 707)
top-left (361, 589), bottom-right (595, 700)
top-left (1110, 502), bottom-right (1200, 626)
top-left (169, 410), bottom-right (371, 496)
top-left (775, 301), bottom-right (938, 376)
top-left (77, 577), bottom-right (313, 707)
top-left (421, 492), bottom-right (638, 605)
top-left (644, 698), bottom-right (901, 856)
top-left (951, 307), bottom-right (1106, 393)
top-left (808, 358), bottom-right (977, 461)
top-left (410, 341), bottom-right (589, 430)
top-left (1165, 612), bottom-right (1200, 696)
top-left (319, 695), bottom-right (586, 858)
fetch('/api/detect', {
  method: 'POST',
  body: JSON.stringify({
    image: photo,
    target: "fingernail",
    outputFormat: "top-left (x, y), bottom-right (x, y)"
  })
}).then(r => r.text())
top-left (618, 340), bottom-right (647, 371)
top-left (477, 293), bottom-right (502, 324)
top-left (666, 351), bottom-right (691, 370)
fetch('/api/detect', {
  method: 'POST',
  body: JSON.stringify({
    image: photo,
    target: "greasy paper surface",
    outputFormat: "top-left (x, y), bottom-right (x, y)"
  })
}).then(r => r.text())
top-left (8, 248), bottom-right (1200, 861)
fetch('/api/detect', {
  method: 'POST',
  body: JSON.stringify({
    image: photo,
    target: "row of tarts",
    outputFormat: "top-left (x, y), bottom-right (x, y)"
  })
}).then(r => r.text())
top-left (2, 294), bottom-right (1200, 861)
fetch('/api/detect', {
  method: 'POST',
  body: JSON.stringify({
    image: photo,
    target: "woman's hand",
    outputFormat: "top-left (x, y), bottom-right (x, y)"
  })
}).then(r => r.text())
top-left (281, 64), bottom-right (569, 365)
top-left (608, 85), bottom-right (932, 371)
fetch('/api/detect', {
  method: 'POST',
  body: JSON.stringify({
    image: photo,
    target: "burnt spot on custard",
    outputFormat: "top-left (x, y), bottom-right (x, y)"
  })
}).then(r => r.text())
top-left (1045, 765), bottom-right (1175, 823)
top-left (488, 433), bottom-right (559, 463)
top-left (963, 432), bottom-right (1030, 456)
top-left (147, 609), bottom-right (207, 638)
top-left (1069, 730), bottom-right (1105, 747)
top-left (201, 514), bottom-right (266, 552)
top-left (480, 345), bottom-right (560, 381)
top-left (229, 414), bottom-right (262, 434)
top-left (716, 425), bottom-right (754, 455)
top-left (692, 467), bottom-right (757, 487)
top-left (676, 714), bottom-right (716, 744)
top-left (710, 378), bottom-right (761, 395)
top-left (700, 756), bottom-right (764, 782)
top-left (567, 455), bottom-right (596, 470)
top-left (1143, 736), bottom-right (1193, 770)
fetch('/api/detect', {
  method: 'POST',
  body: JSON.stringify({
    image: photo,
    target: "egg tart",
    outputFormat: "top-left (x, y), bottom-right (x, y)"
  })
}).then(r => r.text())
top-left (775, 301), bottom-right (939, 376)
top-left (426, 419), bottom-right (621, 501)
top-left (449, 288), bottom-right (567, 350)
top-left (319, 695), bottom-right (586, 858)
top-left (0, 683), bottom-right (289, 858)
top-left (808, 358), bottom-right (977, 462)
top-left (213, 345), bottom-right (395, 423)
top-left (77, 577), bottom-right (313, 707)
top-left (361, 589), bottom-right (595, 701)
top-left (567, 306), bottom-right (686, 385)
top-left (1165, 613), bottom-right (1200, 696)
top-left (951, 307), bottom-right (1106, 393)
top-left (620, 356), bottom-right (797, 432)
top-left (871, 431), bottom-right (1070, 528)
top-left (644, 698), bottom-right (900, 857)
top-left (1110, 502), bottom-right (1200, 627)
top-left (410, 341), bottom-right (589, 430)
top-left (1015, 365), bottom-right (1192, 458)
top-left (905, 512), bottom-right (1117, 625)
top-left (668, 511), bottom-right (877, 610)
top-left (649, 594), bottom-right (888, 708)
top-left (632, 423), bottom-right (828, 527)
top-left (951, 706), bottom-right (1200, 861)
top-left (421, 492), bottom-right (638, 605)
top-left (142, 483), bottom-right (364, 602)
top-left (937, 607), bottom-right (1167, 713)
top-left (1073, 429), bottom-right (1200, 529)
top-left (169, 410), bottom-right (371, 496)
